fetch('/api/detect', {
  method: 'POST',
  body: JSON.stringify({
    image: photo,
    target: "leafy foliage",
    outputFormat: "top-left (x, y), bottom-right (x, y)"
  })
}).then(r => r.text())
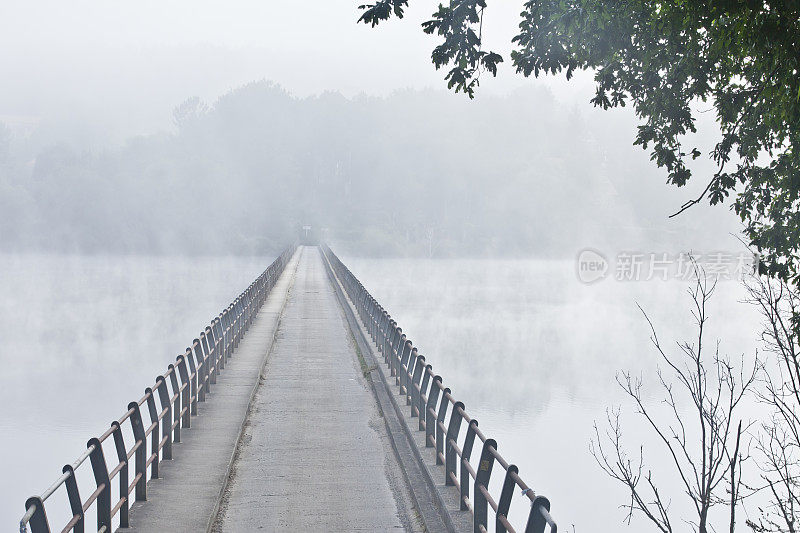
top-left (420, 1), bottom-right (503, 97)
top-left (359, 0), bottom-right (502, 97)
top-left (357, 0), bottom-right (409, 27)
top-left (359, 1), bottom-right (800, 283)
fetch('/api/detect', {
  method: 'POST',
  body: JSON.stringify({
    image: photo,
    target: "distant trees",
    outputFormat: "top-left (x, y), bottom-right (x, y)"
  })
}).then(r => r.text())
top-left (356, 1), bottom-right (800, 284)
top-left (173, 96), bottom-right (208, 130)
top-left (591, 263), bottom-right (757, 532)
top-left (3, 83), bottom-right (686, 256)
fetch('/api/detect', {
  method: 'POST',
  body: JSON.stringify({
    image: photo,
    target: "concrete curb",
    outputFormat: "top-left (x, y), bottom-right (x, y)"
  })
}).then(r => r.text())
top-left (321, 249), bottom-right (463, 533)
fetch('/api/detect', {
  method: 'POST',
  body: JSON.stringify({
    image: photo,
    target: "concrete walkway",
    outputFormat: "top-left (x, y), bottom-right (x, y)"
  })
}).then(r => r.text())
top-left (212, 247), bottom-right (419, 532)
top-left (125, 249), bottom-right (301, 532)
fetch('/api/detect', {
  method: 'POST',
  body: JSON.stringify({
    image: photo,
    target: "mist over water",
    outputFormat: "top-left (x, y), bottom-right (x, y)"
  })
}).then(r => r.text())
top-left (0, 75), bottom-right (762, 530)
top-left (0, 254), bottom-right (270, 529)
top-left (0, 2), bottom-right (770, 530)
top-left (0, 247), bottom-right (764, 530)
top-left (343, 253), bottom-right (762, 530)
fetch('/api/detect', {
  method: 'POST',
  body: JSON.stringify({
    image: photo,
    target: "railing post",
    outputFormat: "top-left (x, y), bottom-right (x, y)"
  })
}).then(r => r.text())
top-left (205, 327), bottom-right (215, 384)
top-left (403, 348), bottom-right (418, 405)
top-left (392, 332), bottom-right (405, 378)
top-left (215, 318), bottom-right (224, 364)
top-left (176, 355), bottom-right (191, 428)
top-left (200, 332), bottom-right (211, 392)
top-left (128, 401), bottom-right (147, 501)
top-left (401, 340), bottom-right (413, 368)
top-left (232, 299), bottom-right (240, 346)
top-left (167, 365), bottom-right (181, 443)
top-left (62, 464), bottom-right (84, 533)
top-left (473, 439), bottom-right (497, 533)
top-left (87, 437), bottom-right (111, 532)
top-left (145, 388), bottom-right (159, 479)
top-left (376, 309), bottom-right (384, 346)
top-left (425, 377), bottom-right (442, 447)
top-left (385, 319), bottom-right (396, 364)
top-left (382, 315), bottom-right (390, 354)
top-left (377, 312), bottom-right (387, 353)
top-left (388, 327), bottom-right (398, 372)
top-left (496, 465), bottom-right (519, 533)
top-left (245, 285), bottom-right (253, 329)
top-left (461, 420), bottom-right (479, 510)
top-left (213, 318), bottom-right (224, 371)
top-left (240, 297), bottom-right (246, 340)
top-left (526, 496), bottom-right (552, 533)
top-left (435, 388), bottom-right (451, 465)
top-left (445, 401), bottom-right (465, 485)
top-left (203, 329), bottom-right (216, 386)
top-left (23, 497), bottom-right (49, 533)
top-left (220, 310), bottom-right (229, 361)
top-left (365, 298), bottom-right (373, 339)
top-left (214, 318), bottom-right (223, 366)
top-left (375, 304), bottom-right (382, 342)
top-left (399, 339), bottom-right (412, 386)
top-left (410, 354), bottom-right (424, 413)
top-left (155, 376), bottom-right (172, 460)
top-left (225, 306), bottom-right (234, 355)
top-left (419, 365), bottom-right (432, 431)
top-left (236, 299), bottom-right (244, 344)
top-left (193, 340), bottom-right (205, 403)
top-left (110, 422), bottom-right (129, 528)
top-left (244, 289), bottom-right (251, 327)
top-left (370, 299), bottom-right (378, 341)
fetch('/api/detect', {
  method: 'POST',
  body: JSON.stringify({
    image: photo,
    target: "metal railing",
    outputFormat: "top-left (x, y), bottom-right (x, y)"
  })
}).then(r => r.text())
top-left (19, 245), bottom-right (296, 533)
top-left (322, 244), bottom-right (557, 533)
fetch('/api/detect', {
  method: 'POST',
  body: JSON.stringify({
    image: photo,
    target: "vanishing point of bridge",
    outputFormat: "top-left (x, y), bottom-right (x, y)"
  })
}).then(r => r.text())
top-left (20, 246), bottom-right (557, 533)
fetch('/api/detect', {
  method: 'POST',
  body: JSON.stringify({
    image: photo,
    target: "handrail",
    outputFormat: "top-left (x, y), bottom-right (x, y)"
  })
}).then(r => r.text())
top-left (321, 244), bottom-right (557, 533)
top-left (20, 244), bottom-right (297, 533)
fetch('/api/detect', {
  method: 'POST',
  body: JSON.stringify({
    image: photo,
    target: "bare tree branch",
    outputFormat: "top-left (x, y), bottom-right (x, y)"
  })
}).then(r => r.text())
top-left (593, 257), bottom-right (755, 533)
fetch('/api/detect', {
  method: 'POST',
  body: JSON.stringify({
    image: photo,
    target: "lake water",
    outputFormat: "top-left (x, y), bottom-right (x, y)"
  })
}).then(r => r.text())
top-left (0, 253), bottom-right (270, 530)
top-left (343, 256), bottom-right (764, 531)
top-left (3, 252), bottom-right (763, 531)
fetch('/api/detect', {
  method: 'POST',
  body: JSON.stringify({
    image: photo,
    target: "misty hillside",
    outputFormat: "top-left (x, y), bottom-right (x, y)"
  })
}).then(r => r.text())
top-left (0, 82), bottom-right (736, 256)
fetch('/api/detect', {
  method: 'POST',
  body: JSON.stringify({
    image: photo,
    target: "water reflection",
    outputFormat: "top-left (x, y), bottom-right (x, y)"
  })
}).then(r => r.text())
top-left (0, 253), bottom-right (269, 529)
top-left (1, 253), bottom-right (763, 531)
top-left (345, 256), bottom-right (762, 530)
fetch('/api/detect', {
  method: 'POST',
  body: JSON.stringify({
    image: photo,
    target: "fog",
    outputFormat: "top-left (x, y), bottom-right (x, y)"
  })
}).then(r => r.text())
top-left (1, 81), bottom-right (739, 256)
top-left (1, 1), bottom-right (762, 531)
top-left (0, 1), bottom-right (590, 141)
top-left (344, 256), bottom-right (763, 529)
top-left (1, 1), bottom-right (740, 258)
top-left (0, 253), bottom-right (270, 528)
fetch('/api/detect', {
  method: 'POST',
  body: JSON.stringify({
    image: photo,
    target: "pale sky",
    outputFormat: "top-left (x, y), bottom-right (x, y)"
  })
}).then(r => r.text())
top-left (0, 1), bottom-right (597, 141)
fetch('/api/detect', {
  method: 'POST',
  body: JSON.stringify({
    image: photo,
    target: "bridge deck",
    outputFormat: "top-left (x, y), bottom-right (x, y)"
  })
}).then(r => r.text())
top-left (212, 246), bottom-right (418, 531)
top-left (125, 247), bottom-right (300, 532)
top-left (126, 246), bottom-right (420, 532)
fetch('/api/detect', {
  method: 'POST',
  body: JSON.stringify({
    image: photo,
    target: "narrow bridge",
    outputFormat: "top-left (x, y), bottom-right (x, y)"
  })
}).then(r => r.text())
top-left (20, 245), bottom-right (557, 533)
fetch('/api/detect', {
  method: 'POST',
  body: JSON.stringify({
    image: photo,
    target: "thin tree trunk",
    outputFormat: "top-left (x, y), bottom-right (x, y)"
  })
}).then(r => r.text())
top-left (730, 421), bottom-right (742, 533)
